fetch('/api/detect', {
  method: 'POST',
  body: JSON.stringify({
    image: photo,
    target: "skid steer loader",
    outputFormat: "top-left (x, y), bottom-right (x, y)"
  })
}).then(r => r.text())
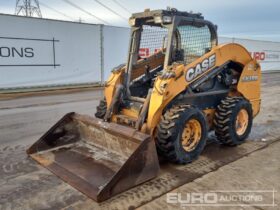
top-left (27, 8), bottom-right (261, 202)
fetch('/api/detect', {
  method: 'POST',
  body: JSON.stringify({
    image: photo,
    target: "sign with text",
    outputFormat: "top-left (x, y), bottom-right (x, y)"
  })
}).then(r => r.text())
top-left (0, 14), bottom-right (106, 89)
top-left (0, 37), bottom-right (59, 67)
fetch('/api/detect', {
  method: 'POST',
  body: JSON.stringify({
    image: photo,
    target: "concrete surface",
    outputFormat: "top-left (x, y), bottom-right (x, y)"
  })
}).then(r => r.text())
top-left (138, 140), bottom-right (280, 210)
top-left (0, 89), bottom-right (103, 147)
top-left (0, 73), bottom-right (279, 210)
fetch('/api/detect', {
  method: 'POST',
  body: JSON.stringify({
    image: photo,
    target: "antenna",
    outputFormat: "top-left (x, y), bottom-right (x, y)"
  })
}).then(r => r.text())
top-left (15, 0), bottom-right (42, 18)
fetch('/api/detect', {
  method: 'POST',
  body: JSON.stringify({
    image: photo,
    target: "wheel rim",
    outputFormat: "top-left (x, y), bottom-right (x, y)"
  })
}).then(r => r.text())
top-left (235, 108), bottom-right (249, 136)
top-left (181, 119), bottom-right (201, 152)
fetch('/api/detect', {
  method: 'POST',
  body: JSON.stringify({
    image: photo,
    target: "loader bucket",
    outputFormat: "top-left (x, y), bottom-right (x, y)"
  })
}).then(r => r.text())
top-left (27, 112), bottom-right (160, 202)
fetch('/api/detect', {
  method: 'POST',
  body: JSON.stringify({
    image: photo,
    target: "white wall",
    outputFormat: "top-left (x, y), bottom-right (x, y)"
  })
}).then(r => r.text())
top-left (0, 14), bottom-right (279, 90)
top-left (0, 14), bottom-right (103, 89)
top-left (103, 26), bottom-right (130, 81)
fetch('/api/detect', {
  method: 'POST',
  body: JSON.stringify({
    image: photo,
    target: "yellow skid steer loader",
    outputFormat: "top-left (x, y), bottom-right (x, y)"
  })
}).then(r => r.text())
top-left (27, 8), bottom-right (261, 202)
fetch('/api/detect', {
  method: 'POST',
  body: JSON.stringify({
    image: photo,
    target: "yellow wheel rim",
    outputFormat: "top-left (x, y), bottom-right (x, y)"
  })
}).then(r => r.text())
top-left (181, 119), bottom-right (201, 152)
top-left (235, 109), bottom-right (249, 136)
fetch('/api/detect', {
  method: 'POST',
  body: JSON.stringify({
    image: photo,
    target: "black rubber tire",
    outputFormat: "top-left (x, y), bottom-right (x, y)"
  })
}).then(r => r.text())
top-left (156, 105), bottom-right (207, 164)
top-left (95, 99), bottom-right (107, 119)
top-left (214, 96), bottom-right (253, 146)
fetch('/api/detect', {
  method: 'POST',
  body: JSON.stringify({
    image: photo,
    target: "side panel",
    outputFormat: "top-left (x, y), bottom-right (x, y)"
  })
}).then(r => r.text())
top-left (237, 61), bottom-right (262, 116)
top-left (147, 43), bottom-right (255, 133)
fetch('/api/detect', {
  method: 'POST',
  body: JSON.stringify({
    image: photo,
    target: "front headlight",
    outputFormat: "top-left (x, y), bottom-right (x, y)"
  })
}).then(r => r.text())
top-left (154, 16), bottom-right (162, 23)
top-left (154, 16), bottom-right (172, 24)
top-left (162, 16), bottom-right (172, 23)
top-left (129, 18), bottom-right (136, 26)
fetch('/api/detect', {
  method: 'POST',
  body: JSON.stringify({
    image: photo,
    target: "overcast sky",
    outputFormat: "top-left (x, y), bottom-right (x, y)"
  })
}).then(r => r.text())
top-left (1, 0), bottom-right (279, 41)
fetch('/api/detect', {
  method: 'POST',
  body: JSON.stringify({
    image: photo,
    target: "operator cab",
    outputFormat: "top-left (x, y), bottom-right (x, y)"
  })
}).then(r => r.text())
top-left (126, 8), bottom-right (218, 98)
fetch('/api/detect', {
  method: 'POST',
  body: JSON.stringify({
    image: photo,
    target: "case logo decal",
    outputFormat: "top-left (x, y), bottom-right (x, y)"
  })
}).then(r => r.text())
top-left (186, 54), bottom-right (216, 82)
